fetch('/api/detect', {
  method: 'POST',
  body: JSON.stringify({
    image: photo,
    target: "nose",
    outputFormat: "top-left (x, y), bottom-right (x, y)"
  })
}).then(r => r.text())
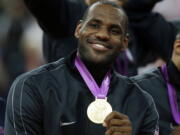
top-left (95, 28), bottom-right (110, 41)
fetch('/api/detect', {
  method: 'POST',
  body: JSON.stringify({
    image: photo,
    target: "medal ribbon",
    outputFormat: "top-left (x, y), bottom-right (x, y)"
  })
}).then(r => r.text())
top-left (75, 55), bottom-right (111, 99)
top-left (161, 64), bottom-right (180, 124)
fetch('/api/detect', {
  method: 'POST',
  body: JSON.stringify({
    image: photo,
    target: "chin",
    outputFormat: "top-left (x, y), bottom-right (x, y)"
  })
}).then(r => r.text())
top-left (79, 48), bottom-right (114, 66)
top-left (90, 55), bottom-right (113, 66)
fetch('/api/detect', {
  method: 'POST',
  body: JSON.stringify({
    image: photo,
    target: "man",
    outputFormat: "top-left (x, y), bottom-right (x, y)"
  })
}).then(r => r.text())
top-left (131, 32), bottom-right (180, 135)
top-left (23, 0), bottom-right (135, 76)
top-left (23, 0), bottom-right (177, 70)
top-left (5, 1), bottom-right (158, 135)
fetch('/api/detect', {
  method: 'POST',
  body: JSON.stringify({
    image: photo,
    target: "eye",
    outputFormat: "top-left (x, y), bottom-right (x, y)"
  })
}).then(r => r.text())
top-left (89, 22), bottom-right (100, 29)
top-left (110, 28), bottom-right (121, 35)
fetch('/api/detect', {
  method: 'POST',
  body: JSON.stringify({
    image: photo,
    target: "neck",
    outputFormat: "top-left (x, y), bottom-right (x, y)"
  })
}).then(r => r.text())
top-left (82, 59), bottom-right (111, 86)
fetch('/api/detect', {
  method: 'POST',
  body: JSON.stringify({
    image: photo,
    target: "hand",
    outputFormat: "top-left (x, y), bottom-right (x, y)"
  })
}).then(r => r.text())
top-left (103, 111), bottom-right (132, 135)
top-left (170, 126), bottom-right (180, 135)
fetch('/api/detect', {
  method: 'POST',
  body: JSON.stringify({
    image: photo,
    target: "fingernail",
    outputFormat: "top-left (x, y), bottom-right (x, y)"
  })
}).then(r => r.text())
top-left (103, 122), bottom-right (107, 127)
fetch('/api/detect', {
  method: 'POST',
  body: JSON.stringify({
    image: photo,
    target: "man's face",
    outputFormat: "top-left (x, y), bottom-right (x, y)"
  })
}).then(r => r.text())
top-left (172, 34), bottom-right (180, 70)
top-left (75, 4), bottom-right (128, 65)
top-left (173, 34), bottom-right (180, 55)
top-left (173, 34), bottom-right (180, 57)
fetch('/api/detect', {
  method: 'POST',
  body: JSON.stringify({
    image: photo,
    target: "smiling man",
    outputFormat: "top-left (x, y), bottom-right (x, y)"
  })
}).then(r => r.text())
top-left (76, 4), bottom-right (127, 62)
top-left (131, 32), bottom-right (180, 135)
top-left (5, 1), bottom-right (158, 135)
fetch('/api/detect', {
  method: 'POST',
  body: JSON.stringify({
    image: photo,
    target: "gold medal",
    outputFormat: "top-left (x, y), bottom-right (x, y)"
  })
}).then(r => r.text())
top-left (87, 98), bottom-right (112, 124)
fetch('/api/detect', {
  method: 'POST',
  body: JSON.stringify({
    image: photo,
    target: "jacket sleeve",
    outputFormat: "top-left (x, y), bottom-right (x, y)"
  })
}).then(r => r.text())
top-left (140, 94), bottom-right (159, 135)
top-left (124, 0), bottom-right (177, 63)
top-left (124, 0), bottom-right (162, 12)
top-left (23, 0), bottom-right (70, 37)
top-left (4, 76), bottom-right (43, 135)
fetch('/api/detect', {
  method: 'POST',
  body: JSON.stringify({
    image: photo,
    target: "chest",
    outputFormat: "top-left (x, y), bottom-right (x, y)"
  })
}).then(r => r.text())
top-left (41, 81), bottom-right (149, 135)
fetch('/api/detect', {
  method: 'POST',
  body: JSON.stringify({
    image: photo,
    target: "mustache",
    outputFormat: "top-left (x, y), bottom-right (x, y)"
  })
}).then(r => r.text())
top-left (87, 38), bottom-right (113, 49)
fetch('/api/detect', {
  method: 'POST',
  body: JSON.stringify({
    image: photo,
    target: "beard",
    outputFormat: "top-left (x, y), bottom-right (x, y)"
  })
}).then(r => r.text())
top-left (77, 42), bottom-right (118, 68)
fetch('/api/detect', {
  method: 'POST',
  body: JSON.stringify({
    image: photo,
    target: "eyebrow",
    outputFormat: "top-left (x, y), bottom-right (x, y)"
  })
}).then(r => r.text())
top-left (88, 18), bottom-right (125, 33)
top-left (88, 19), bottom-right (102, 24)
top-left (89, 19), bottom-right (122, 28)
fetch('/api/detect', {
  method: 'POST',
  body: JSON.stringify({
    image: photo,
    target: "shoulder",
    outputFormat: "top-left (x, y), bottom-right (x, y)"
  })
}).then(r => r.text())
top-left (130, 67), bottom-right (166, 91)
top-left (20, 58), bottom-right (65, 78)
top-left (9, 58), bottom-right (67, 93)
top-left (130, 67), bottom-right (167, 102)
top-left (6, 58), bottom-right (68, 110)
top-left (113, 71), bottom-right (133, 85)
top-left (131, 68), bottom-right (162, 83)
top-left (130, 68), bottom-right (166, 92)
top-left (114, 72), bottom-right (155, 105)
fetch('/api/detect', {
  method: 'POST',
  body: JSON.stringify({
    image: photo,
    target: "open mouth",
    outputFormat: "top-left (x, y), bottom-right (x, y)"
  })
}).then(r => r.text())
top-left (92, 43), bottom-right (109, 51)
top-left (87, 39), bottom-right (112, 51)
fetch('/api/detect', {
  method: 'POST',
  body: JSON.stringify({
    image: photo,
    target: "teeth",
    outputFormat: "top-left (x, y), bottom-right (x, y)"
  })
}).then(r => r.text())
top-left (94, 44), bottom-right (105, 48)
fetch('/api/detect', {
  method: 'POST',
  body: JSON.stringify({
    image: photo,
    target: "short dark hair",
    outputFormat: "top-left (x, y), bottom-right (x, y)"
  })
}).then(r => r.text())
top-left (81, 1), bottom-right (129, 35)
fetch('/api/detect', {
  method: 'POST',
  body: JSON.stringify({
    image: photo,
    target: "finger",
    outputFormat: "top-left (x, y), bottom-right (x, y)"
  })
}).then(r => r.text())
top-left (113, 133), bottom-right (123, 135)
top-left (105, 111), bottom-right (128, 122)
top-left (104, 111), bottom-right (128, 127)
top-left (109, 119), bottom-right (132, 127)
top-left (105, 126), bottom-right (132, 135)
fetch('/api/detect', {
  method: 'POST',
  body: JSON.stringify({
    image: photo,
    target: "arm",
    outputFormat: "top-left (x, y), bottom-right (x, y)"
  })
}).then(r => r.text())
top-left (23, 0), bottom-right (82, 37)
top-left (123, 0), bottom-right (162, 13)
top-left (124, 0), bottom-right (177, 63)
top-left (135, 13), bottom-right (177, 62)
top-left (139, 97), bottom-right (159, 135)
top-left (4, 76), bottom-right (43, 135)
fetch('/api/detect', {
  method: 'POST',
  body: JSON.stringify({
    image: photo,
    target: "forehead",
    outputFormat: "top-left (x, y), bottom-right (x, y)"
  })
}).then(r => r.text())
top-left (86, 4), bottom-right (124, 25)
top-left (176, 33), bottom-right (180, 39)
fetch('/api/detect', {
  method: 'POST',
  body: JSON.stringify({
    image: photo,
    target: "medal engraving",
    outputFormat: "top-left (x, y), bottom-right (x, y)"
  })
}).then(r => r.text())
top-left (87, 98), bottom-right (112, 124)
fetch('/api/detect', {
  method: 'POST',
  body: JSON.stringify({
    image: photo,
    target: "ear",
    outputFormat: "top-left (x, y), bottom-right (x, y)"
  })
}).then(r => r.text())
top-left (121, 34), bottom-right (129, 51)
top-left (74, 20), bottom-right (83, 39)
